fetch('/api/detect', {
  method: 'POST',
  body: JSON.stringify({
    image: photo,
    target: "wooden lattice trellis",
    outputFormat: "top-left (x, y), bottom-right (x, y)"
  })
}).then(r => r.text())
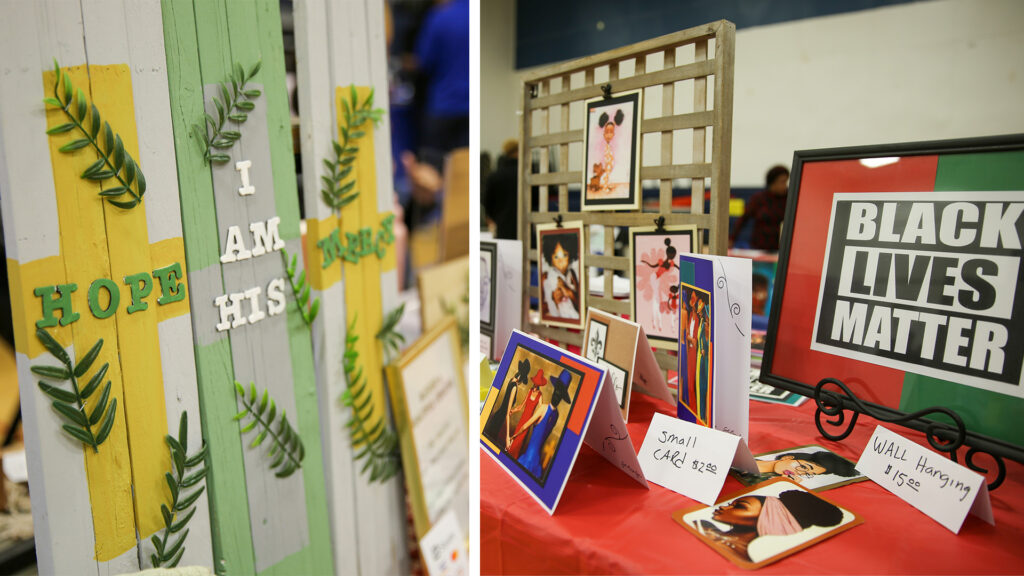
top-left (518, 20), bottom-right (735, 376)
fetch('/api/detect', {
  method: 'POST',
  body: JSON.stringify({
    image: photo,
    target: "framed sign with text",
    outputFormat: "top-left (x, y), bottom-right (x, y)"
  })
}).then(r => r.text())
top-left (761, 134), bottom-right (1024, 478)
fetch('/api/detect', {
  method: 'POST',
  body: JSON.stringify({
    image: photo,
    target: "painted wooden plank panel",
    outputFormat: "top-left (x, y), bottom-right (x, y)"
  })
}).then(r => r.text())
top-left (294, 1), bottom-right (408, 574)
top-left (161, 0), bottom-right (334, 573)
top-left (1, 0), bottom-right (213, 573)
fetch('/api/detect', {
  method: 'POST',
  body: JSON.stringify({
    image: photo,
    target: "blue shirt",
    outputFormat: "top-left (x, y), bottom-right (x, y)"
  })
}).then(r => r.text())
top-left (416, 0), bottom-right (469, 117)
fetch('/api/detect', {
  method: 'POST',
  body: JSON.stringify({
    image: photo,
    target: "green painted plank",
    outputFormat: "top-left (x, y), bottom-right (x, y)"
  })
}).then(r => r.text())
top-left (159, 1), bottom-right (256, 574)
top-left (252, 0), bottom-right (335, 572)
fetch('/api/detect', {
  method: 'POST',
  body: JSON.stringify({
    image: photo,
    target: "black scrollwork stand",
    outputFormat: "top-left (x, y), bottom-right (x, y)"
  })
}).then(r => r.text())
top-left (811, 377), bottom-right (1007, 491)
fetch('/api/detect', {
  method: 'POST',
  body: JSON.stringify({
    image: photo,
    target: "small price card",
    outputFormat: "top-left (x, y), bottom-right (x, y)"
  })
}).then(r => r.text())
top-left (419, 510), bottom-right (467, 576)
top-left (638, 412), bottom-right (757, 505)
top-left (856, 425), bottom-right (994, 533)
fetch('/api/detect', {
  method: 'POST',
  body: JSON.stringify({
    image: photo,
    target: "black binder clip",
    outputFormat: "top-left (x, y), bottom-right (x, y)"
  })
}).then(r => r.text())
top-left (601, 83), bottom-right (613, 99)
top-left (529, 84), bottom-right (539, 99)
top-left (654, 215), bottom-right (666, 232)
top-left (554, 214), bottom-right (563, 228)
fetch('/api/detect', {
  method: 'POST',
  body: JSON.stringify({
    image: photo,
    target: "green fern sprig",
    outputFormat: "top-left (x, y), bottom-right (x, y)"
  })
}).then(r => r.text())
top-left (192, 61), bottom-right (262, 164)
top-left (376, 303), bottom-right (406, 364)
top-left (32, 327), bottom-right (117, 453)
top-left (151, 411), bottom-right (207, 568)
top-left (281, 248), bottom-right (320, 328)
top-left (320, 85), bottom-right (385, 213)
top-left (43, 59), bottom-right (147, 209)
top-left (342, 317), bottom-right (400, 483)
top-left (233, 381), bottom-right (305, 478)
top-left (440, 293), bottom-right (469, 354)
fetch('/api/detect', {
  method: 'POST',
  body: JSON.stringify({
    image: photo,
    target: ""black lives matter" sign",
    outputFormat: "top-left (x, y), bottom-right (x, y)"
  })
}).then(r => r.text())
top-left (812, 192), bottom-right (1024, 398)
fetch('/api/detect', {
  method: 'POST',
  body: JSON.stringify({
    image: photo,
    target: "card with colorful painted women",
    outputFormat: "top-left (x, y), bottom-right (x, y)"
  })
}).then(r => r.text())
top-left (629, 225), bottom-right (697, 349)
top-left (480, 330), bottom-right (645, 514)
top-left (677, 253), bottom-right (751, 440)
top-left (536, 221), bottom-right (585, 329)
top-left (582, 308), bottom-right (674, 421)
top-left (673, 478), bottom-right (863, 569)
top-left (582, 89), bottom-right (643, 210)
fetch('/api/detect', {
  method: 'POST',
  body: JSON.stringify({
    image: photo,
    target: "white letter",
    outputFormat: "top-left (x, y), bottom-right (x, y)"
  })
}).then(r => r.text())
top-left (235, 160), bottom-right (255, 196)
top-left (249, 217), bottom-right (286, 257)
top-left (901, 203), bottom-right (936, 245)
top-left (267, 277), bottom-right (286, 316)
top-left (847, 203), bottom-right (877, 241)
top-left (980, 203), bottom-right (1023, 249)
top-left (220, 225), bottom-right (252, 264)
top-left (939, 203), bottom-right (978, 247)
top-left (971, 321), bottom-right (1007, 373)
top-left (916, 312), bottom-right (948, 361)
top-left (862, 305), bottom-right (892, 351)
top-left (214, 292), bottom-right (248, 331)
top-left (878, 203), bottom-right (901, 243)
top-left (244, 286), bottom-right (265, 324)
top-left (891, 308), bottom-right (918, 355)
top-left (943, 317), bottom-right (972, 367)
top-left (831, 300), bottom-right (867, 345)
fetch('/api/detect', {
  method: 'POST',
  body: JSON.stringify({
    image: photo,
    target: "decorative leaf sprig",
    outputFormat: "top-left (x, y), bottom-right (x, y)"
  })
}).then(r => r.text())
top-left (151, 411), bottom-right (208, 569)
top-left (32, 327), bottom-right (117, 452)
top-left (320, 85), bottom-right (385, 213)
top-left (376, 303), bottom-right (406, 364)
top-left (43, 59), bottom-right (147, 209)
top-left (281, 248), bottom-right (320, 328)
top-left (192, 61), bottom-right (262, 164)
top-left (440, 290), bottom-right (469, 355)
top-left (342, 317), bottom-right (400, 483)
top-left (233, 381), bottom-right (305, 478)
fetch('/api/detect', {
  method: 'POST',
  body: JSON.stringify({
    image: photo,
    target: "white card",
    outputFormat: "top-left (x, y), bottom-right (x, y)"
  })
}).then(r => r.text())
top-left (631, 329), bottom-right (675, 407)
top-left (637, 412), bottom-right (757, 505)
top-left (418, 510), bottom-right (467, 576)
top-left (583, 373), bottom-right (649, 488)
top-left (856, 425), bottom-right (993, 534)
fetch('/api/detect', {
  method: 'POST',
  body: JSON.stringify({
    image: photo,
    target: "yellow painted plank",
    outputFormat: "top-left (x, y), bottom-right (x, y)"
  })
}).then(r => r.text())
top-left (150, 236), bottom-right (191, 323)
top-left (305, 216), bottom-right (341, 291)
top-left (6, 255), bottom-right (70, 358)
top-left (89, 65), bottom-right (170, 543)
top-left (44, 66), bottom-right (137, 560)
top-left (338, 85), bottom-right (387, 429)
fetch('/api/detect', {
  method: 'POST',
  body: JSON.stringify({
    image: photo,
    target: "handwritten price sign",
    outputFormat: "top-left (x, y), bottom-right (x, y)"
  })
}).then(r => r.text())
top-left (638, 412), bottom-right (757, 505)
top-left (856, 425), bottom-right (994, 533)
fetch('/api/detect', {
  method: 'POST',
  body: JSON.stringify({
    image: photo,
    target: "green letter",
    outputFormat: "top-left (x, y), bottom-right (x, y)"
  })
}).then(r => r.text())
top-left (124, 272), bottom-right (153, 314)
top-left (153, 262), bottom-right (186, 305)
top-left (34, 283), bottom-right (79, 328)
top-left (317, 229), bottom-right (343, 269)
top-left (87, 278), bottom-right (120, 319)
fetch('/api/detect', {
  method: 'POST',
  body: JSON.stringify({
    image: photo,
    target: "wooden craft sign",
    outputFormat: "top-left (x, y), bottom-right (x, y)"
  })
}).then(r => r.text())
top-left (638, 412), bottom-right (757, 505)
top-left (855, 425), bottom-right (994, 533)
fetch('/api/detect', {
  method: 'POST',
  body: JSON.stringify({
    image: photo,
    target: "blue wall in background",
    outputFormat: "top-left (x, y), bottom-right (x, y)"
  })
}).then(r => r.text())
top-left (515, 0), bottom-right (920, 69)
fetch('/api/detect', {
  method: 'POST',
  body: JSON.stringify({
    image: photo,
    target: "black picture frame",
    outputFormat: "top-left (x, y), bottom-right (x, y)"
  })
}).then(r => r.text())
top-left (761, 134), bottom-right (1024, 487)
top-left (480, 241), bottom-right (498, 334)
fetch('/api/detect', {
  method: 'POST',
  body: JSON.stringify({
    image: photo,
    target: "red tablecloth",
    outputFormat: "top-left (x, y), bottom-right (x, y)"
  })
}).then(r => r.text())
top-left (481, 393), bottom-right (1024, 575)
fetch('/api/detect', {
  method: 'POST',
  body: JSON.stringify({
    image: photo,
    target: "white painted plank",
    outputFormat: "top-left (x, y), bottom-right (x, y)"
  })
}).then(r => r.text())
top-left (294, 0), bottom-right (362, 573)
top-left (0, 2), bottom-right (103, 574)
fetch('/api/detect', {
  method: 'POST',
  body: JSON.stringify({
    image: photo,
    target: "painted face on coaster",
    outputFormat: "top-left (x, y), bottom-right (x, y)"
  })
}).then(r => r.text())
top-left (772, 454), bottom-right (827, 479)
top-left (712, 496), bottom-right (763, 527)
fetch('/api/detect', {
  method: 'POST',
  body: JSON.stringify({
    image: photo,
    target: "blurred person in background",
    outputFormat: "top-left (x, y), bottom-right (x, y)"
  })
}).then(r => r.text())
top-left (484, 139), bottom-right (519, 240)
top-left (730, 165), bottom-right (789, 251)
